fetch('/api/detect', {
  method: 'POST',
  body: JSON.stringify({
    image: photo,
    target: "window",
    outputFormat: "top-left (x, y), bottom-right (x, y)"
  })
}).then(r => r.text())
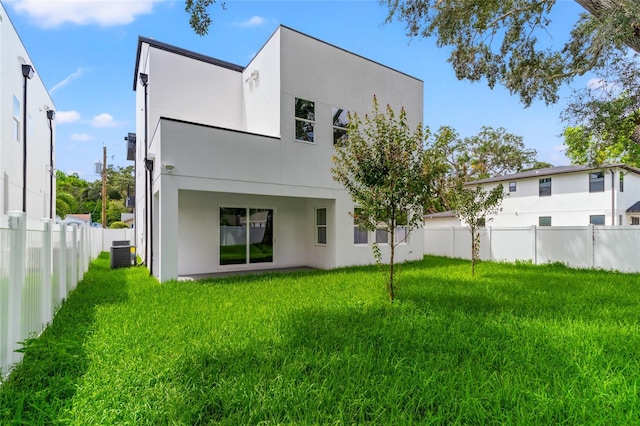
top-left (295, 98), bottom-right (315, 143)
top-left (620, 173), bottom-right (624, 192)
top-left (353, 208), bottom-right (368, 244)
top-left (13, 96), bottom-right (20, 142)
top-left (590, 215), bottom-right (605, 225)
top-left (539, 178), bottom-right (551, 197)
top-left (589, 171), bottom-right (604, 193)
top-left (509, 181), bottom-right (516, 192)
top-left (219, 207), bottom-right (274, 265)
top-left (375, 228), bottom-right (388, 244)
top-left (332, 107), bottom-right (349, 145)
top-left (316, 208), bottom-right (327, 245)
top-left (619, 215), bottom-right (623, 226)
top-left (632, 217), bottom-right (640, 226)
top-left (539, 216), bottom-right (551, 226)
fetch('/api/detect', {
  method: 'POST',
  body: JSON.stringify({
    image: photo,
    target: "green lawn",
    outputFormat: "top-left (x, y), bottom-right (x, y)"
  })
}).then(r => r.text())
top-left (2, 254), bottom-right (640, 424)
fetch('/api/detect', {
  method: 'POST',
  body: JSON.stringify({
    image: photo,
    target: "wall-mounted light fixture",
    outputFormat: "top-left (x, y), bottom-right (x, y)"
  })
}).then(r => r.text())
top-left (162, 163), bottom-right (175, 172)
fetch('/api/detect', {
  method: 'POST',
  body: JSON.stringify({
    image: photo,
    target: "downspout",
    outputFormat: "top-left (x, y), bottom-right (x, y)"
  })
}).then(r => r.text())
top-left (139, 73), bottom-right (150, 273)
top-left (47, 110), bottom-right (55, 219)
top-left (611, 169), bottom-right (615, 226)
top-left (21, 65), bottom-right (33, 213)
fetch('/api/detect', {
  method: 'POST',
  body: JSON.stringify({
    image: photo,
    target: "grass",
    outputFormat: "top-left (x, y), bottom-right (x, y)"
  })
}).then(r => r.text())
top-left (2, 254), bottom-right (640, 424)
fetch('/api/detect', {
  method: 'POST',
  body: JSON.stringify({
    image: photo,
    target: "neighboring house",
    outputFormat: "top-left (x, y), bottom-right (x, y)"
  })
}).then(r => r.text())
top-left (62, 213), bottom-right (92, 227)
top-left (121, 212), bottom-right (134, 228)
top-left (133, 26), bottom-right (424, 281)
top-left (423, 210), bottom-right (461, 227)
top-left (463, 164), bottom-right (640, 227)
top-left (0, 3), bottom-right (56, 221)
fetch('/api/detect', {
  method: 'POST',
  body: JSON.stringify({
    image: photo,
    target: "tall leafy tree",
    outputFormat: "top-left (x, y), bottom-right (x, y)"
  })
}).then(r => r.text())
top-left (424, 126), bottom-right (538, 213)
top-left (453, 185), bottom-right (505, 276)
top-left (384, 0), bottom-right (640, 156)
top-left (331, 97), bottom-right (430, 302)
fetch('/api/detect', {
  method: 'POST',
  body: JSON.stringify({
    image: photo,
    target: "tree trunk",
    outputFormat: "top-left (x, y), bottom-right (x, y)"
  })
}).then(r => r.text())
top-left (574, 0), bottom-right (640, 53)
top-left (389, 226), bottom-right (395, 302)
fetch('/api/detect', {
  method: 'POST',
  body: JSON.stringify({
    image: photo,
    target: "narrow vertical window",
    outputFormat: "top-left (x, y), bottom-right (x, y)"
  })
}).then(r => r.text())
top-left (509, 182), bottom-right (516, 192)
top-left (316, 208), bottom-right (327, 245)
top-left (332, 107), bottom-right (349, 145)
top-left (620, 172), bottom-right (624, 192)
top-left (353, 207), bottom-right (368, 244)
top-left (589, 171), bottom-right (604, 193)
top-left (13, 96), bottom-right (20, 142)
top-left (539, 178), bottom-right (551, 197)
top-left (295, 98), bottom-right (315, 143)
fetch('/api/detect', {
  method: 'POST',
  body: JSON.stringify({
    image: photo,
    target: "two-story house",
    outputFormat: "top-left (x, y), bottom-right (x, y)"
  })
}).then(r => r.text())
top-left (133, 26), bottom-right (424, 281)
top-left (425, 164), bottom-right (640, 227)
top-left (1, 2), bottom-right (56, 221)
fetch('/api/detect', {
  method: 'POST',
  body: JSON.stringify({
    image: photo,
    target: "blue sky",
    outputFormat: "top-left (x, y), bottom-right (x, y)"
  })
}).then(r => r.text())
top-left (5, 0), bottom-right (591, 181)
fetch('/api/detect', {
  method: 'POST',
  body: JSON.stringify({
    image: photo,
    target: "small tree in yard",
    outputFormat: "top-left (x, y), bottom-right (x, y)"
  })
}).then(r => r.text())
top-left (453, 185), bottom-right (505, 276)
top-left (331, 97), bottom-right (430, 302)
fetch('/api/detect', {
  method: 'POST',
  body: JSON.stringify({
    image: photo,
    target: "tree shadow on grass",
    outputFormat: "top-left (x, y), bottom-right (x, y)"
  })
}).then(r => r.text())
top-left (0, 252), bottom-right (131, 424)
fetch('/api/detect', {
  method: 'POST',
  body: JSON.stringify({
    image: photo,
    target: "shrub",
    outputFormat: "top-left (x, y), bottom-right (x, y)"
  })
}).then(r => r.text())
top-left (109, 221), bottom-right (129, 229)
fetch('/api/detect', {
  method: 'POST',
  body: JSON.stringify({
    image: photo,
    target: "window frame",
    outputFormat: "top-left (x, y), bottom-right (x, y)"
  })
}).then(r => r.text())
top-left (631, 217), bottom-right (639, 226)
top-left (539, 216), bottom-right (552, 227)
top-left (539, 178), bottom-right (551, 197)
top-left (332, 107), bottom-right (349, 146)
top-left (589, 171), bottom-right (605, 193)
top-left (509, 181), bottom-right (516, 192)
top-left (589, 215), bottom-right (605, 226)
top-left (294, 97), bottom-right (315, 144)
top-left (353, 207), bottom-right (368, 245)
top-left (375, 227), bottom-right (389, 244)
top-left (315, 207), bottom-right (327, 245)
top-left (620, 172), bottom-right (624, 192)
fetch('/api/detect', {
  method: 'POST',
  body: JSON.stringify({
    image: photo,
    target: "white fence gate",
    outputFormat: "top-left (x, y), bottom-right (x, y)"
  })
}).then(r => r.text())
top-left (1, 212), bottom-right (134, 378)
top-left (424, 225), bottom-right (640, 273)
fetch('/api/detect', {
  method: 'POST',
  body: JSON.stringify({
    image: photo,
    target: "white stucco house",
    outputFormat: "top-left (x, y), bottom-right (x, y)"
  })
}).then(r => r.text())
top-left (133, 26), bottom-right (425, 281)
top-left (0, 3), bottom-right (56, 221)
top-left (426, 164), bottom-right (640, 228)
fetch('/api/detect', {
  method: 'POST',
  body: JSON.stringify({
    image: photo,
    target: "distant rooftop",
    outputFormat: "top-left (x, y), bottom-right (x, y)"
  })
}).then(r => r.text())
top-left (467, 164), bottom-right (640, 186)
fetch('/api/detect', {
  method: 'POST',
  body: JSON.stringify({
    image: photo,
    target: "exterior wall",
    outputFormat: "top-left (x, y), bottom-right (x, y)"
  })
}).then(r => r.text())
top-left (482, 168), bottom-right (640, 227)
top-left (278, 27), bottom-right (423, 191)
top-left (134, 26), bottom-right (425, 280)
top-left (423, 216), bottom-right (461, 227)
top-left (0, 4), bottom-right (56, 220)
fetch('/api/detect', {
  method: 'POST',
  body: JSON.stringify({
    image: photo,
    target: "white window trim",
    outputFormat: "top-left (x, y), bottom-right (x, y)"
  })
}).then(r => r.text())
top-left (315, 207), bottom-right (327, 246)
top-left (295, 98), bottom-right (315, 144)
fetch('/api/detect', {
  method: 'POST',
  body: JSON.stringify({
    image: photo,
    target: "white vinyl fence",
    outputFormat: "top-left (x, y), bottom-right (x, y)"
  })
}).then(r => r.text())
top-left (424, 225), bottom-right (640, 273)
top-left (1, 212), bottom-right (134, 378)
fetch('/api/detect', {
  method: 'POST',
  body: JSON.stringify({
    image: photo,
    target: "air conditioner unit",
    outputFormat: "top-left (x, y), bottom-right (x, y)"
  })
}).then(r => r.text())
top-left (110, 242), bottom-right (136, 269)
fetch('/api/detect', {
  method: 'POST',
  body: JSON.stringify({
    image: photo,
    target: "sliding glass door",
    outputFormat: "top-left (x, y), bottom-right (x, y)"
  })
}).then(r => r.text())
top-left (220, 207), bottom-right (273, 266)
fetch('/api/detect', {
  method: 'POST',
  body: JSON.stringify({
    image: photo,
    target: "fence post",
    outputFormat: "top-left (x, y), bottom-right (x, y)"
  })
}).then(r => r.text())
top-left (531, 225), bottom-right (537, 265)
top-left (7, 211), bottom-right (26, 367)
top-left (487, 226), bottom-right (493, 261)
top-left (58, 223), bottom-right (67, 302)
top-left (70, 226), bottom-right (77, 290)
top-left (41, 219), bottom-right (52, 329)
top-left (588, 224), bottom-right (595, 269)
top-left (451, 226), bottom-right (456, 258)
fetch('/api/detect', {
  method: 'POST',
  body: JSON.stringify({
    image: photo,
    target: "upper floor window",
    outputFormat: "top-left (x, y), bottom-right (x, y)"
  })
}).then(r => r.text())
top-left (295, 98), bottom-right (315, 143)
top-left (13, 96), bottom-right (20, 142)
top-left (590, 215), bottom-right (605, 225)
top-left (620, 173), bottom-right (624, 192)
top-left (509, 182), bottom-right (516, 192)
top-left (589, 171), bottom-right (604, 193)
top-left (332, 107), bottom-right (349, 146)
top-left (539, 178), bottom-right (551, 197)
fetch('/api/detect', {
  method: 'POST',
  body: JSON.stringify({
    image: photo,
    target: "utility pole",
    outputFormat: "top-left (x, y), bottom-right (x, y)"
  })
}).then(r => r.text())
top-left (102, 146), bottom-right (107, 228)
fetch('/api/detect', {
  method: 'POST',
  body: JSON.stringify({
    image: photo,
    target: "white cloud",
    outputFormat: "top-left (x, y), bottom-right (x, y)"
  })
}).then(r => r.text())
top-left (233, 16), bottom-right (266, 28)
top-left (50, 67), bottom-right (86, 94)
top-left (91, 113), bottom-right (120, 128)
top-left (10, 0), bottom-right (161, 28)
top-left (56, 110), bottom-right (81, 124)
top-left (70, 133), bottom-right (93, 141)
